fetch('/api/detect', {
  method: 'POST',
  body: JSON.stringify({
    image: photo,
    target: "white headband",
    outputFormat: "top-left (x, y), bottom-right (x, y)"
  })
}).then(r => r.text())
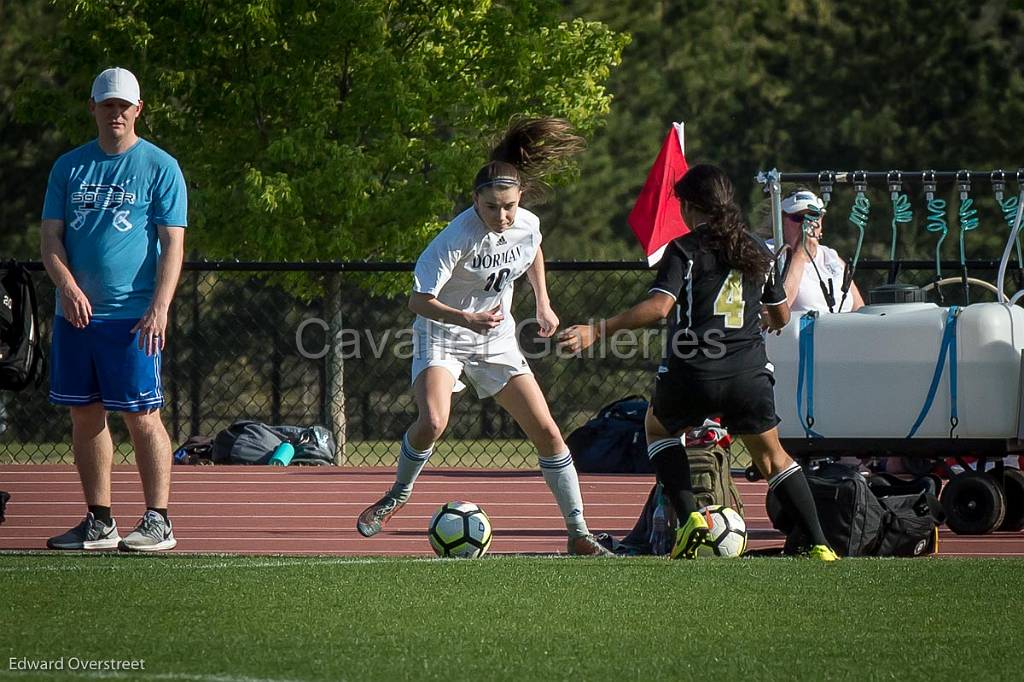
top-left (475, 176), bottom-right (521, 191)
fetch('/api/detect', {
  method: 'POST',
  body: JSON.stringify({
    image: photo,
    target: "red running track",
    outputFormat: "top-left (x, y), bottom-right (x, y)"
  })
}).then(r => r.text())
top-left (1, 465), bottom-right (1022, 557)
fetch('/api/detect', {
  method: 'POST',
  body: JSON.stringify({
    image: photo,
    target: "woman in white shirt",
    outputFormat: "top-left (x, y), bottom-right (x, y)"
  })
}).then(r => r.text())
top-left (776, 190), bottom-right (869, 472)
top-left (356, 117), bottom-right (612, 556)
top-left (776, 189), bottom-right (865, 313)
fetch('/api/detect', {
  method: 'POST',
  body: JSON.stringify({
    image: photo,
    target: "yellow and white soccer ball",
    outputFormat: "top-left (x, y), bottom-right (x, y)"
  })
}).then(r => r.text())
top-left (428, 501), bottom-right (493, 558)
top-left (696, 505), bottom-right (747, 558)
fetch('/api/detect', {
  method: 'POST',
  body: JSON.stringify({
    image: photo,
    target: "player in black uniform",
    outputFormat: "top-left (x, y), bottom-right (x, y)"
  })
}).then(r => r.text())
top-left (560, 164), bottom-right (837, 561)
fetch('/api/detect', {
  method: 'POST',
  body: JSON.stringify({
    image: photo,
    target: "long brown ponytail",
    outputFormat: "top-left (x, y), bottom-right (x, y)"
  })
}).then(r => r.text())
top-left (473, 117), bottom-right (585, 201)
top-left (674, 164), bottom-right (771, 278)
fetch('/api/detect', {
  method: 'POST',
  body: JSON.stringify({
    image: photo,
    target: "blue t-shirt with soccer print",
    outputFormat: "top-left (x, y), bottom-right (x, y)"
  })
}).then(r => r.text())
top-left (42, 138), bottom-right (187, 320)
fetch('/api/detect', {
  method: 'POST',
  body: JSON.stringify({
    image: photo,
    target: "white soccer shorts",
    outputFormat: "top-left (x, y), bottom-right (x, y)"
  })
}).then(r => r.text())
top-left (411, 330), bottom-right (533, 398)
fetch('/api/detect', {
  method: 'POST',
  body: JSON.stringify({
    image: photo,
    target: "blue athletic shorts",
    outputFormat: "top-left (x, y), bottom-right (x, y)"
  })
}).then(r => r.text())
top-left (49, 317), bottom-right (164, 412)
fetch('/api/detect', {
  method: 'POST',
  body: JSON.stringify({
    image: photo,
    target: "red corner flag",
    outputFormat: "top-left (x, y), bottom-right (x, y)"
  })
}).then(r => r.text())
top-left (627, 122), bottom-right (689, 265)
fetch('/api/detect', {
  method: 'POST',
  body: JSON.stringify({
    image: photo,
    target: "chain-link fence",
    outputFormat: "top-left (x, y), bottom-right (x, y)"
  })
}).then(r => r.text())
top-left (1, 260), bottom-right (1012, 467)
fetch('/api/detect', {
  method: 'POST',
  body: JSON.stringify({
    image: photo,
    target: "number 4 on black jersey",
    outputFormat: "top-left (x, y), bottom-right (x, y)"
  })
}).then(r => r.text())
top-left (649, 226), bottom-right (786, 379)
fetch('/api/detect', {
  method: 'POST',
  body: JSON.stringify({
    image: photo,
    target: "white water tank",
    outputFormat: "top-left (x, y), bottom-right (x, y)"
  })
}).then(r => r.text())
top-left (766, 302), bottom-right (1024, 440)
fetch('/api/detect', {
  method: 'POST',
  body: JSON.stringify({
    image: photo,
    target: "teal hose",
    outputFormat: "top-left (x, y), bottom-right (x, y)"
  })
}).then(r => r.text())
top-left (889, 193), bottom-right (913, 262)
top-left (848, 191), bottom-right (870, 267)
top-left (1000, 196), bottom-right (1024, 267)
top-left (839, 191), bottom-right (870, 311)
top-left (958, 197), bottom-right (979, 266)
top-left (1001, 195), bottom-right (1021, 226)
top-left (925, 197), bottom-right (948, 280)
top-left (958, 196), bottom-right (979, 303)
top-left (800, 206), bottom-right (823, 239)
top-left (799, 206), bottom-right (819, 256)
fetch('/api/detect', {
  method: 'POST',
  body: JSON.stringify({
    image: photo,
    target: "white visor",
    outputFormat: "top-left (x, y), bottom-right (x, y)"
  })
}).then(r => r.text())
top-left (781, 190), bottom-right (825, 214)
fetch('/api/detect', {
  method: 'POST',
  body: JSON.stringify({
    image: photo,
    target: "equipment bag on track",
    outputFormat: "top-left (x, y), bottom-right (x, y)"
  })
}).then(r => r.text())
top-left (212, 421), bottom-right (336, 465)
top-left (0, 261), bottom-right (44, 391)
top-left (766, 462), bottom-right (943, 556)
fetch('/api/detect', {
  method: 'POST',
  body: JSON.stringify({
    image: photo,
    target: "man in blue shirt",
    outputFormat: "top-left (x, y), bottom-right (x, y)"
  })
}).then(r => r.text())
top-left (41, 67), bottom-right (187, 552)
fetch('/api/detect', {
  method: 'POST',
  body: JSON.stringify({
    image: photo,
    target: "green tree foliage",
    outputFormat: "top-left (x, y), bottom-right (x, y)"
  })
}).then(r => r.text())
top-left (542, 0), bottom-right (1024, 265)
top-left (17, 0), bottom-right (628, 276)
top-left (0, 1), bottom-right (63, 257)
top-left (9, 0), bottom-right (1024, 270)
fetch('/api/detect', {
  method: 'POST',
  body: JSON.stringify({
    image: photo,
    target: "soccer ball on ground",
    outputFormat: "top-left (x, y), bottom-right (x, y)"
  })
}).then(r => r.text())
top-left (696, 505), bottom-right (747, 558)
top-left (428, 501), bottom-right (493, 558)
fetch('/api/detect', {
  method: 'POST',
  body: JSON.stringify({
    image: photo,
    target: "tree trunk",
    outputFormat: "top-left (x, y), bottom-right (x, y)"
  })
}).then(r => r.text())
top-left (325, 273), bottom-right (348, 464)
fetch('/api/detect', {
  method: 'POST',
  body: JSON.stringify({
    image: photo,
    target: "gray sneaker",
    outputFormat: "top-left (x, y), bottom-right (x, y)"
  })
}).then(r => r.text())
top-left (47, 513), bottom-right (121, 550)
top-left (118, 510), bottom-right (177, 552)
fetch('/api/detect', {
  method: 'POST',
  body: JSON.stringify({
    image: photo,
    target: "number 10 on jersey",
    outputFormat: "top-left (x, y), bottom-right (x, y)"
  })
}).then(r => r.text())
top-left (484, 268), bottom-right (511, 292)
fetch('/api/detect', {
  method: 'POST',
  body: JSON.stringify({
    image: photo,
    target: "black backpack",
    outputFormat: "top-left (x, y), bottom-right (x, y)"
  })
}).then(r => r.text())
top-left (212, 420), bottom-right (336, 465)
top-left (0, 261), bottom-right (44, 391)
top-left (0, 490), bottom-right (9, 525)
top-left (766, 463), bottom-right (943, 557)
top-left (566, 395), bottom-right (653, 474)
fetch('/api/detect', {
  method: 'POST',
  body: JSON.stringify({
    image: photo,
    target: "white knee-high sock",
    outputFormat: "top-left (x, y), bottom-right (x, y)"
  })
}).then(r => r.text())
top-left (389, 432), bottom-right (432, 503)
top-left (539, 452), bottom-right (589, 537)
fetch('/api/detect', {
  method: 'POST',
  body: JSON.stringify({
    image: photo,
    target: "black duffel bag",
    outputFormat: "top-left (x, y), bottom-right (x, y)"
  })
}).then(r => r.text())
top-left (767, 462), bottom-right (943, 557)
top-left (212, 420), bottom-right (336, 465)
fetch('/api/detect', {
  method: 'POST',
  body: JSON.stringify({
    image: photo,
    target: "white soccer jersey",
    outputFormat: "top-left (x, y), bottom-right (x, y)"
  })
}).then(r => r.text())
top-left (413, 206), bottom-right (542, 344)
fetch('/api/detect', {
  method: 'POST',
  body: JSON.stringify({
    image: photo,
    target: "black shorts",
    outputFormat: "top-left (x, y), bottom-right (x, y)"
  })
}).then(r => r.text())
top-left (651, 366), bottom-right (781, 436)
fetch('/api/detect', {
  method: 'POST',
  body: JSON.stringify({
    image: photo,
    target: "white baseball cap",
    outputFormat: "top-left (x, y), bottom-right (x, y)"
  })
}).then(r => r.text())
top-left (91, 67), bottom-right (141, 104)
top-left (781, 189), bottom-right (825, 214)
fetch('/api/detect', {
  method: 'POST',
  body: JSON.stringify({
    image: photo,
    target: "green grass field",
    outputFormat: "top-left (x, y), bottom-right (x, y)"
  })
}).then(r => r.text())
top-left (1, 554), bottom-right (1020, 681)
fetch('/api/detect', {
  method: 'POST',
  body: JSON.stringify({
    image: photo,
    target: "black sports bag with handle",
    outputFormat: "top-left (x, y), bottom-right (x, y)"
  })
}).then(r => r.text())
top-left (766, 462), bottom-right (942, 557)
top-left (0, 261), bottom-right (44, 391)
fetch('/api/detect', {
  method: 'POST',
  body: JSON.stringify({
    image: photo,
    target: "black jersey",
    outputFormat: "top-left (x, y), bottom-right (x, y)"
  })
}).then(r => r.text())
top-left (649, 226), bottom-right (786, 379)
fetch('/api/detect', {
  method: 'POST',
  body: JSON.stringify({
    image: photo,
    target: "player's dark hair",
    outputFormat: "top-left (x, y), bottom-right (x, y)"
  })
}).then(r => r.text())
top-left (674, 164), bottom-right (771, 278)
top-left (473, 116), bottom-right (584, 201)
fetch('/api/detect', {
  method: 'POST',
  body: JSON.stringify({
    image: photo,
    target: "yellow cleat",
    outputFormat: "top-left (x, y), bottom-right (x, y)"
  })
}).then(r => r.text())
top-left (808, 544), bottom-right (839, 562)
top-left (670, 511), bottom-right (710, 560)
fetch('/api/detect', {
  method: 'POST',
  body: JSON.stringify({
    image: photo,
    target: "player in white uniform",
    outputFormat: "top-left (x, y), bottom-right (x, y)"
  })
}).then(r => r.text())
top-left (409, 203), bottom-right (541, 397)
top-left (771, 189), bottom-right (865, 314)
top-left (357, 117), bottom-right (613, 556)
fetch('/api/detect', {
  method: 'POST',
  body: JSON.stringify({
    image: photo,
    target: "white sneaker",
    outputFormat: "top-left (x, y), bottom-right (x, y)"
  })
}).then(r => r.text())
top-left (118, 510), bottom-right (177, 552)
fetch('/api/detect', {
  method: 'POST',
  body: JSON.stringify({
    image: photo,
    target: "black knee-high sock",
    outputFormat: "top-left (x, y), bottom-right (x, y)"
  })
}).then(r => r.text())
top-left (769, 463), bottom-right (829, 547)
top-left (647, 438), bottom-right (699, 518)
